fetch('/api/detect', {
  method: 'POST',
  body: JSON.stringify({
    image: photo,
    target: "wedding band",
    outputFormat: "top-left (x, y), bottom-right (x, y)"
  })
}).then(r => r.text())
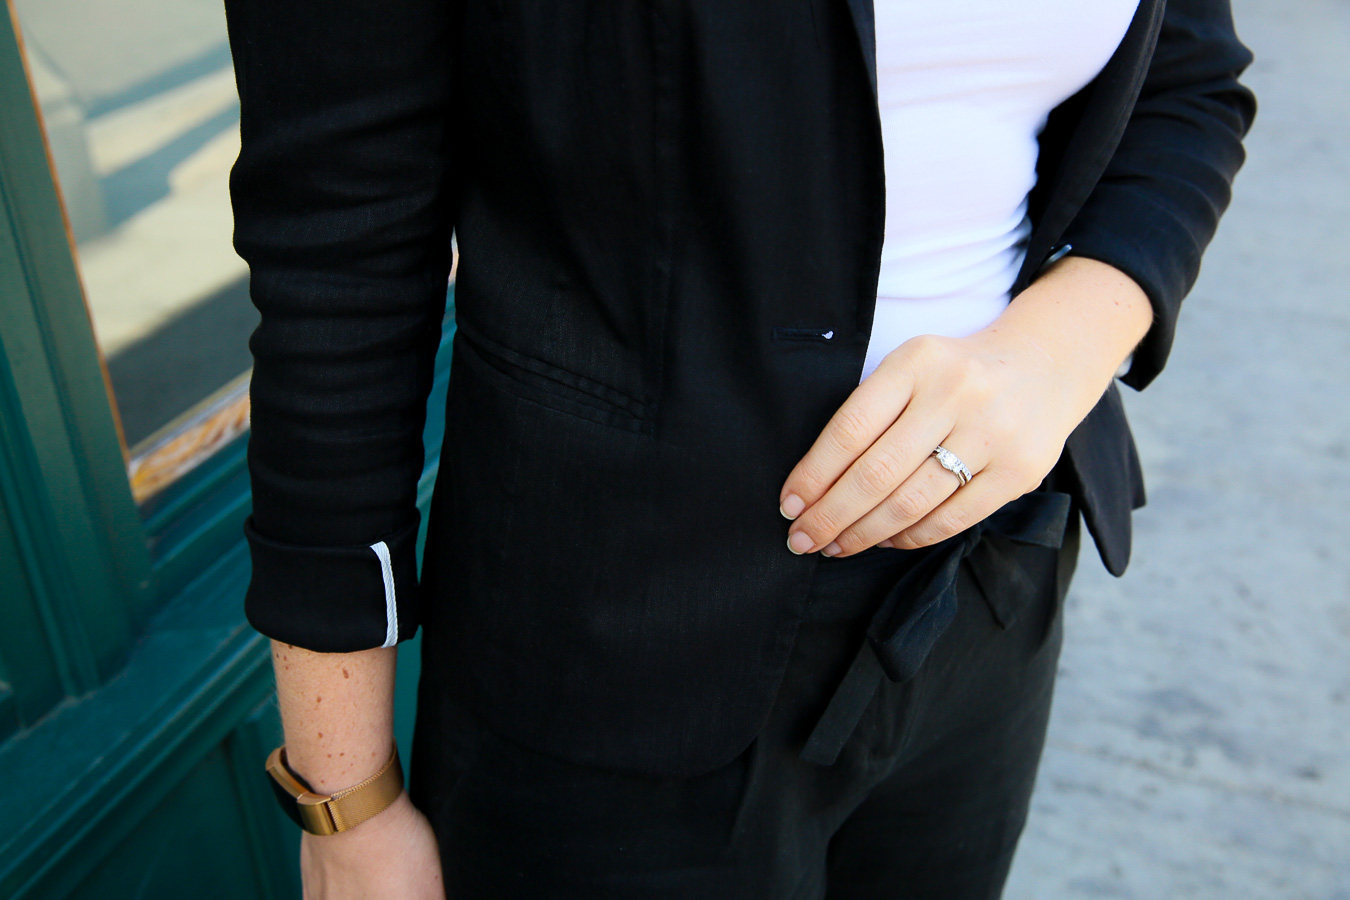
top-left (932, 445), bottom-right (973, 486)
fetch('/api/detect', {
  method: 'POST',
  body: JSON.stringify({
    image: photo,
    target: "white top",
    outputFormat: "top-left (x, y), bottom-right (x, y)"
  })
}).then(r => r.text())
top-left (862, 0), bottom-right (1140, 382)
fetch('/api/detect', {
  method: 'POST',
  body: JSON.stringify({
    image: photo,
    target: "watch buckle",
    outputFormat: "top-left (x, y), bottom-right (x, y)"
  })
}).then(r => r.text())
top-left (296, 793), bottom-right (340, 836)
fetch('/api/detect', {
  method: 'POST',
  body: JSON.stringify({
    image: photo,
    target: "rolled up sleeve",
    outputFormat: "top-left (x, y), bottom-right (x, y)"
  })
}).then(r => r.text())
top-left (223, 0), bottom-right (459, 651)
top-left (1062, 0), bottom-right (1257, 391)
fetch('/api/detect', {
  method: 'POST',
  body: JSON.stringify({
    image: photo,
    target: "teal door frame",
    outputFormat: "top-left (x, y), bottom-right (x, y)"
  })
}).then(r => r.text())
top-left (0, 4), bottom-right (151, 719)
top-left (0, 4), bottom-right (453, 896)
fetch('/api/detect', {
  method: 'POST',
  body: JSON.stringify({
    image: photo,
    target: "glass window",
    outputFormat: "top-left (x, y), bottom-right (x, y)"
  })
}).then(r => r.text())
top-left (12, 0), bottom-right (252, 502)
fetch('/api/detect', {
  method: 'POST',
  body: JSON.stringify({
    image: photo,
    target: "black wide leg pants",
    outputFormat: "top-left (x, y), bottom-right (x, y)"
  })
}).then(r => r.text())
top-left (410, 496), bottom-right (1081, 899)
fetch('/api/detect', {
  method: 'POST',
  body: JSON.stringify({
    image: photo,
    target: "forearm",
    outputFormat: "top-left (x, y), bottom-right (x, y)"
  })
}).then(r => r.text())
top-left (271, 640), bottom-right (397, 794)
top-left (272, 640), bottom-right (443, 897)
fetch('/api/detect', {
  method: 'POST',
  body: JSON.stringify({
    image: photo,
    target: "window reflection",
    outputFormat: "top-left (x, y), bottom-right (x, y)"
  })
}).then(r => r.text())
top-left (13, 0), bottom-right (253, 494)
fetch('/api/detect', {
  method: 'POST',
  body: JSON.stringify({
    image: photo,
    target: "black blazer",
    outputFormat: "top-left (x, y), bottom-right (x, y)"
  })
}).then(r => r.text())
top-left (226, 0), bottom-right (1255, 776)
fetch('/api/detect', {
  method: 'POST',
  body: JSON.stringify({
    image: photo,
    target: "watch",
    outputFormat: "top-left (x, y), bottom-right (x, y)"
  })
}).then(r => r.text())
top-left (265, 742), bottom-right (404, 835)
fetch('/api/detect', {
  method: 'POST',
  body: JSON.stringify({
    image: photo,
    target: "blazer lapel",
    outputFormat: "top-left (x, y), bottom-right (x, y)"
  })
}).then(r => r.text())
top-left (1014, 0), bottom-right (1165, 292)
top-left (841, 0), bottom-right (878, 99)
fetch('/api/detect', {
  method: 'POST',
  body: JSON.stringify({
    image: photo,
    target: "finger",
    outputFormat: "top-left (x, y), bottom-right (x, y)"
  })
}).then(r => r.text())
top-left (885, 469), bottom-right (1020, 550)
top-left (828, 440), bottom-right (986, 556)
top-left (779, 366), bottom-right (916, 519)
top-left (786, 403), bottom-right (953, 554)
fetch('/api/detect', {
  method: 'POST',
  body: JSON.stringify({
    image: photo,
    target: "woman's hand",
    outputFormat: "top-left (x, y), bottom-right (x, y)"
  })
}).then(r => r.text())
top-left (778, 256), bottom-right (1153, 556)
top-left (300, 791), bottom-right (445, 900)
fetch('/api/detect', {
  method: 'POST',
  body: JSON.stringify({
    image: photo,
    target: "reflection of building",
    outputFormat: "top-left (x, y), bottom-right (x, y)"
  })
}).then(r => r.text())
top-left (22, 47), bottom-right (107, 242)
top-left (14, 0), bottom-right (253, 450)
top-left (0, 6), bottom-right (451, 897)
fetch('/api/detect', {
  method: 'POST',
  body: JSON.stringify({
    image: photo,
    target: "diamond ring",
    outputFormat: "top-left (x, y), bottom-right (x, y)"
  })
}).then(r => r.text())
top-left (932, 445), bottom-right (973, 487)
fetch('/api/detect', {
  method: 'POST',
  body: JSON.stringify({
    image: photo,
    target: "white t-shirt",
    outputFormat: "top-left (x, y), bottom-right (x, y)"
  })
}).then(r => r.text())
top-left (862, 0), bottom-right (1140, 382)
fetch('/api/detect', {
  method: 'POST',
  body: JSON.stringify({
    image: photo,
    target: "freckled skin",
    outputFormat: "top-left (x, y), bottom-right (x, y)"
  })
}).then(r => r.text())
top-left (271, 641), bottom-right (396, 795)
top-left (267, 641), bottom-right (429, 900)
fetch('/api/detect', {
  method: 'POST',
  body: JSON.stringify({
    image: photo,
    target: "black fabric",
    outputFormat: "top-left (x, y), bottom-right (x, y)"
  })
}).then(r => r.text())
top-left (223, 0), bottom-right (1255, 773)
top-left (1061, 0), bottom-right (1258, 393)
top-left (243, 513), bottom-right (422, 652)
top-left (409, 497), bottom-right (1082, 899)
top-left (226, 0), bottom-right (457, 652)
top-left (801, 489), bottom-right (1074, 766)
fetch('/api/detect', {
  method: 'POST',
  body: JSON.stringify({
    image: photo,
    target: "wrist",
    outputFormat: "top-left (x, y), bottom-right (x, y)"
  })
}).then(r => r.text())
top-left (303, 790), bottom-right (418, 847)
top-left (267, 741), bottom-right (404, 835)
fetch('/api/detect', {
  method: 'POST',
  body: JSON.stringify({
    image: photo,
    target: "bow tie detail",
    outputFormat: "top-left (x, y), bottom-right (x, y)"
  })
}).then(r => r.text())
top-left (802, 489), bottom-right (1073, 766)
top-left (867, 489), bottom-right (1072, 683)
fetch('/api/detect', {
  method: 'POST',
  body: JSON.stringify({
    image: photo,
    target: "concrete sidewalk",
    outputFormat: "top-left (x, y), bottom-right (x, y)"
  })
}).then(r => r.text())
top-left (1005, 1), bottom-right (1350, 897)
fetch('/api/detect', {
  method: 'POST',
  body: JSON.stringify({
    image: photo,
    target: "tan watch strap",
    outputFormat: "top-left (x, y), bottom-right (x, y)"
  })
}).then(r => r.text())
top-left (266, 743), bottom-right (404, 836)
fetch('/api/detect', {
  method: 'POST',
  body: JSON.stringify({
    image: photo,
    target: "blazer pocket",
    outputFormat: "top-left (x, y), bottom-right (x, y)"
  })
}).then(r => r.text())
top-left (452, 323), bottom-right (648, 434)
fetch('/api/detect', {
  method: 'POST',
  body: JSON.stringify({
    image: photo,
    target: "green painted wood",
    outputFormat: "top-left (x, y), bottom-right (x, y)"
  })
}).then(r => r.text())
top-left (0, 482), bottom-right (62, 737)
top-left (0, 207), bottom-right (98, 712)
top-left (141, 438), bottom-right (253, 608)
top-left (226, 698), bottom-right (303, 900)
top-left (0, 4), bottom-right (154, 703)
top-left (0, 642), bottom-right (16, 745)
top-left (0, 542), bottom-right (272, 898)
top-left (64, 745), bottom-right (272, 900)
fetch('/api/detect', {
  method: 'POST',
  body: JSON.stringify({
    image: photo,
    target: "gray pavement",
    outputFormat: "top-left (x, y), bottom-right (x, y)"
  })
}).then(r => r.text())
top-left (1004, 1), bottom-right (1350, 896)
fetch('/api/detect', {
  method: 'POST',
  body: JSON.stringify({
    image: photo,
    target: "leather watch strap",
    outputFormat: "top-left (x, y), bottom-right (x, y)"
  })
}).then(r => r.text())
top-left (266, 743), bottom-right (404, 836)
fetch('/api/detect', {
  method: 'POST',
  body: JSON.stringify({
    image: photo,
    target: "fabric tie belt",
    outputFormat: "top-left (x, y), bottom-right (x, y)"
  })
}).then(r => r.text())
top-left (800, 490), bottom-right (1073, 766)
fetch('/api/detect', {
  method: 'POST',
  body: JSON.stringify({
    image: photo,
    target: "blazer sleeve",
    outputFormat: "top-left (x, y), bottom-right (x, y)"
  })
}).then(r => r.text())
top-left (223, 0), bottom-right (459, 652)
top-left (1060, 0), bottom-right (1256, 391)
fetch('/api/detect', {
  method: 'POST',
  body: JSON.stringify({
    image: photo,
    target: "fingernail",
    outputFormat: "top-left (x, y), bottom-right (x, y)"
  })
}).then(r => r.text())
top-left (877, 538), bottom-right (894, 549)
top-left (780, 494), bottom-right (805, 520)
top-left (821, 542), bottom-right (842, 557)
top-left (788, 531), bottom-right (815, 555)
